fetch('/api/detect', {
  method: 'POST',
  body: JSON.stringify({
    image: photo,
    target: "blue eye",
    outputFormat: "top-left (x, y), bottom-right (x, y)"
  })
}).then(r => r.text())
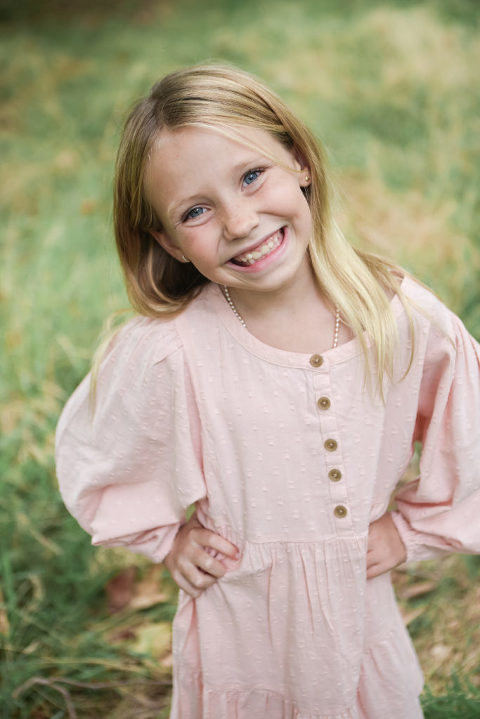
top-left (184, 206), bottom-right (206, 221)
top-left (243, 169), bottom-right (262, 186)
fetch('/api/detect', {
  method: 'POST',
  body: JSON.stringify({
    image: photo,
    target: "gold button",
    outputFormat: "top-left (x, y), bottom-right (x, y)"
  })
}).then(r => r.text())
top-left (334, 505), bottom-right (348, 518)
top-left (324, 438), bottom-right (337, 452)
top-left (329, 468), bottom-right (342, 482)
top-left (309, 354), bottom-right (323, 368)
top-left (317, 396), bottom-right (331, 410)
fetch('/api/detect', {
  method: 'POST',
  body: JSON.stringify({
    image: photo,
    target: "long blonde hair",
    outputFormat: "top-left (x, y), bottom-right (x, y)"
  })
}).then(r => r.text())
top-left (111, 63), bottom-right (412, 391)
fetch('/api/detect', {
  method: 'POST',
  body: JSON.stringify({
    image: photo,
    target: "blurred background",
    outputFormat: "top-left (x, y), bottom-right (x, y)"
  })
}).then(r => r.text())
top-left (1, 0), bottom-right (479, 716)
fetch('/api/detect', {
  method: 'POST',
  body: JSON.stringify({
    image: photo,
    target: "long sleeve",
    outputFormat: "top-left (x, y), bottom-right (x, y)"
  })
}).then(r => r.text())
top-left (55, 317), bottom-right (206, 563)
top-left (392, 307), bottom-right (480, 563)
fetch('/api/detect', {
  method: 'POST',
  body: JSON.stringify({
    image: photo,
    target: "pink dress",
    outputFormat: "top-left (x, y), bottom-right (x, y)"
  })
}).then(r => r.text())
top-left (56, 276), bottom-right (480, 719)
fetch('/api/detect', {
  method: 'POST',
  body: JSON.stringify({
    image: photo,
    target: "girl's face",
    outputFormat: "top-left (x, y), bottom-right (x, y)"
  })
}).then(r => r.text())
top-left (144, 124), bottom-right (313, 300)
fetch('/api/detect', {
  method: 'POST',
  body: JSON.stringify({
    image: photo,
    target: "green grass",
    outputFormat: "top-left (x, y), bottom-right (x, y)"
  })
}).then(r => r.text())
top-left (423, 675), bottom-right (480, 718)
top-left (1, 0), bottom-right (480, 716)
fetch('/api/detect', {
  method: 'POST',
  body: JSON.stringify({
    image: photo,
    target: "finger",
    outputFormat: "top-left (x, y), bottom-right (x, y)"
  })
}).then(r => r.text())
top-left (193, 529), bottom-right (240, 558)
top-left (175, 542), bottom-right (230, 578)
top-left (176, 554), bottom-right (220, 587)
top-left (196, 552), bottom-right (228, 579)
top-left (366, 550), bottom-right (386, 571)
top-left (172, 572), bottom-right (203, 598)
top-left (366, 544), bottom-right (381, 562)
top-left (187, 566), bottom-right (219, 591)
top-left (366, 557), bottom-right (390, 577)
top-left (366, 564), bottom-right (383, 579)
top-left (171, 565), bottom-right (217, 597)
top-left (365, 556), bottom-right (379, 572)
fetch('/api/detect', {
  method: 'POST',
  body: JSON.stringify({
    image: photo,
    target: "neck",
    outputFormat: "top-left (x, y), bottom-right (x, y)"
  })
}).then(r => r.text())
top-left (222, 263), bottom-right (342, 354)
top-left (226, 261), bottom-right (323, 325)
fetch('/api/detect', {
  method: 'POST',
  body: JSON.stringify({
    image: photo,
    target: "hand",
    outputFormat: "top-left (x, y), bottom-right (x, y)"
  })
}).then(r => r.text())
top-left (164, 513), bottom-right (240, 598)
top-left (366, 512), bottom-right (407, 579)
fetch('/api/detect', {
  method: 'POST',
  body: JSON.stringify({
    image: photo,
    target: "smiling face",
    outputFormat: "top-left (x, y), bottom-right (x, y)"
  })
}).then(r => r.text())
top-left (144, 124), bottom-right (313, 302)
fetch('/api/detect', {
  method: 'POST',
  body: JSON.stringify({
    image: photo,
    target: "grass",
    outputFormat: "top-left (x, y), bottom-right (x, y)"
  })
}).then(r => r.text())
top-left (1, 0), bottom-right (480, 716)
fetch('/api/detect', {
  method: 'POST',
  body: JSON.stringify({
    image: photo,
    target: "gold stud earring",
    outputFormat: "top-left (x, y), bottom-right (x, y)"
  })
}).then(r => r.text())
top-left (305, 175), bottom-right (310, 183)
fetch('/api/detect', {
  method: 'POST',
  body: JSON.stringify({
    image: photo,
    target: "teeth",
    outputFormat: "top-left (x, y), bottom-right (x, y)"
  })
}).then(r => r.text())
top-left (233, 230), bottom-right (283, 266)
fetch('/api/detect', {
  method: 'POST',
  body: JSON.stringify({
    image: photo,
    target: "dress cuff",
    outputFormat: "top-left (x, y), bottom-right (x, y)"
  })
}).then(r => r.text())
top-left (390, 511), bottom-right (447, 564)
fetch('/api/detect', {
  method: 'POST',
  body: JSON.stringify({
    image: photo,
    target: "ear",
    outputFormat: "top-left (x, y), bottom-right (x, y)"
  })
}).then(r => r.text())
top-left (298, 165), bottom-right (312, 188)
top-left (150, 229), bottom-right (189, 263)
top-left (291, 149), bottom-right (311, 188)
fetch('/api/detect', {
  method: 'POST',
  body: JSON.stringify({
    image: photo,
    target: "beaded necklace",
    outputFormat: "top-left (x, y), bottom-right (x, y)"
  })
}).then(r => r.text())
top-left (223, 285), bottom-right (340, 349)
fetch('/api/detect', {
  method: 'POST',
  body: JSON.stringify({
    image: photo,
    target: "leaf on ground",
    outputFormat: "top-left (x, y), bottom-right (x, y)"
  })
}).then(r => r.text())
top-left (0, 589), bottom-right (10, 635)
top-left (129, 566), bottom-right (169, 610)
top-left (161, 652), bottom-right (173, 668)
top-left (431, 644), bottom-right (451, 663)
top-left (400, 605), bottom-right (426, 626)
top-left (106, 566), bottom-right (137, 614)
top-left (106, 565), bottom-right (169, 614)
top-left (131, 621), bottom-right (172, 663)
top-left (398, 580), bottom-right (437, 600)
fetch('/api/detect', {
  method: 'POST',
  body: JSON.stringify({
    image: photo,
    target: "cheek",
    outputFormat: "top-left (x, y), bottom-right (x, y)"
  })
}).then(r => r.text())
top-left (286, 185), bottom-right (313, 226)
top-left (274, 178), bottom-right (310, 211)
top-left (178, 231), bottom-right (215, 265)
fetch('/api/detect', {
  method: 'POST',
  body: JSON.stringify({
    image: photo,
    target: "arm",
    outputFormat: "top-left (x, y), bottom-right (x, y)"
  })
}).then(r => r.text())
top-left (367, 298), bottom-right (480, 577)
top-left (390, 311), bottom-right (480, 564)
top-left (56, 319), bottom-right (207, 564)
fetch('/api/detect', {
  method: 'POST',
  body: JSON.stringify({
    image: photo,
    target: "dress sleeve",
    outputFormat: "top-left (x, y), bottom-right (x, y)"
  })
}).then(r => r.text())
top-left (391, 308), bottom-right (480, 563)
top-left (55, 317), bottom-right (206, 563)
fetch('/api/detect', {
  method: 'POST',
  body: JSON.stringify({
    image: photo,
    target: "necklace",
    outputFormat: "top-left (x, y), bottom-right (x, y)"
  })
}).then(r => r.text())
top-left (223, 286), bottom-right (341, 349)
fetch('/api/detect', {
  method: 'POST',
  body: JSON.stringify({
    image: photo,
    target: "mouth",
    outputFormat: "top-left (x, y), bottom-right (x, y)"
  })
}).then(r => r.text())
top-left (230, 228), bottom-right (284, 266)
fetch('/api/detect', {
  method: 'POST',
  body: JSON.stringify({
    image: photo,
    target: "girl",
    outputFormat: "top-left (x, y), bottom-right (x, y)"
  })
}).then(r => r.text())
top-left (56, 64), bottom-right (480, 719)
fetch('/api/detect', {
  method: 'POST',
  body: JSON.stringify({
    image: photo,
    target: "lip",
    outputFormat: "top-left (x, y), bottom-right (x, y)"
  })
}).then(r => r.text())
top-left (226, 227), bottom-right (287, 273)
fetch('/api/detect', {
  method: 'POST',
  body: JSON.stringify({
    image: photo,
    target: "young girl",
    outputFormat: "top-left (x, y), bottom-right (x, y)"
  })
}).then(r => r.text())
top-left (56, 64), bottom-right (480, 719)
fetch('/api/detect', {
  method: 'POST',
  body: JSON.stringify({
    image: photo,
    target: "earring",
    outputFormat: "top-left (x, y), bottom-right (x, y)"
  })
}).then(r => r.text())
top-left (305, 175), bottom-right (310, 183)
top-left (181, 255), bottom-right (189, 263)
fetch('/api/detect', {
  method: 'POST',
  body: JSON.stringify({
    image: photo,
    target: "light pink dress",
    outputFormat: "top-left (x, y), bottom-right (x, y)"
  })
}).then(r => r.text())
top-left (56, 276), bottom-right (480, 719)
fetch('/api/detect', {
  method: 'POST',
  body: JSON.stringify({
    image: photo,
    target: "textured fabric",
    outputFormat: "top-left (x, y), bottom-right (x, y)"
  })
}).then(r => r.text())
top-left (56, 275), bottom-right (480, 718)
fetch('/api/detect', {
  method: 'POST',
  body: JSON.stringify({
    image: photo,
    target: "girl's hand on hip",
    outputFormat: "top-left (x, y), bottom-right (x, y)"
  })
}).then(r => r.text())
top-left (366, 512), bottom-right (407, 579)
top-left (164, 512), bottom-right (240, 598)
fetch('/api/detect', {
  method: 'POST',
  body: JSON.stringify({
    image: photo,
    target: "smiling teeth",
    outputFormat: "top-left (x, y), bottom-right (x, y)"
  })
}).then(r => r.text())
top-left (233, 230), bottom-right (283, 265)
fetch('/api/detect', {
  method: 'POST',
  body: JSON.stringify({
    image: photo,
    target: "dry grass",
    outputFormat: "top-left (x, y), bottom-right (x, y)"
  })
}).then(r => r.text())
top-left (394, 557), bottom-right (480, 693)
top-left (1, 0), bottom-right (479, 716)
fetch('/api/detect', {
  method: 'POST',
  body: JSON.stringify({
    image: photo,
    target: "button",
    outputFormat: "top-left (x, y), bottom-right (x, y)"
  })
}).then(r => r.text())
top-left (317, 396), bottom-right (331, 410)
top-left (324, 439), bottom-right (337, 452)
top-left (329, 468), bottom-right (342, 482)
top-left (334, 505), bottom-right (348, 518)
top-left (309, 354), bottom-right (323, 368)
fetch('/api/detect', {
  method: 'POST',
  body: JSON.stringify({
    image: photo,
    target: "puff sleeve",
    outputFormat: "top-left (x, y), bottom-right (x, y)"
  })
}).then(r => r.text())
top-left (55, 317), bottom-right (206, 563)
top-left (392, 306), bottom-right (480, 563)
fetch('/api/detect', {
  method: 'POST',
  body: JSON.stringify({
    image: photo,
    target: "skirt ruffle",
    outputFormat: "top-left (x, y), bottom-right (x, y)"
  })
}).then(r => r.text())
top-left (171, 665), bottom-right (358, 719)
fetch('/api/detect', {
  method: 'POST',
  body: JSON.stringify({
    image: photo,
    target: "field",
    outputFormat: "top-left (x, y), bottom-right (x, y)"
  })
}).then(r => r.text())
top-left (1, 0), bottom-right (480, 716)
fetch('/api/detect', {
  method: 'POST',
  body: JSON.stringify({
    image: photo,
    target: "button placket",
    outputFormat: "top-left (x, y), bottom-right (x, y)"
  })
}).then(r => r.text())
top-left (312, 369), bottom-right (352, 530)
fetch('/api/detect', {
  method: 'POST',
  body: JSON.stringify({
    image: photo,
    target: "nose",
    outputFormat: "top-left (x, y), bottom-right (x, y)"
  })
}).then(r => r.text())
top-left (221, 197), bottom-right (259, 240)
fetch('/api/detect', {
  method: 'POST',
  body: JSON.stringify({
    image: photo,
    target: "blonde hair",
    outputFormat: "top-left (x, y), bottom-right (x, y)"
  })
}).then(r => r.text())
top-left (111, 63), bottom-right (413, 393)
